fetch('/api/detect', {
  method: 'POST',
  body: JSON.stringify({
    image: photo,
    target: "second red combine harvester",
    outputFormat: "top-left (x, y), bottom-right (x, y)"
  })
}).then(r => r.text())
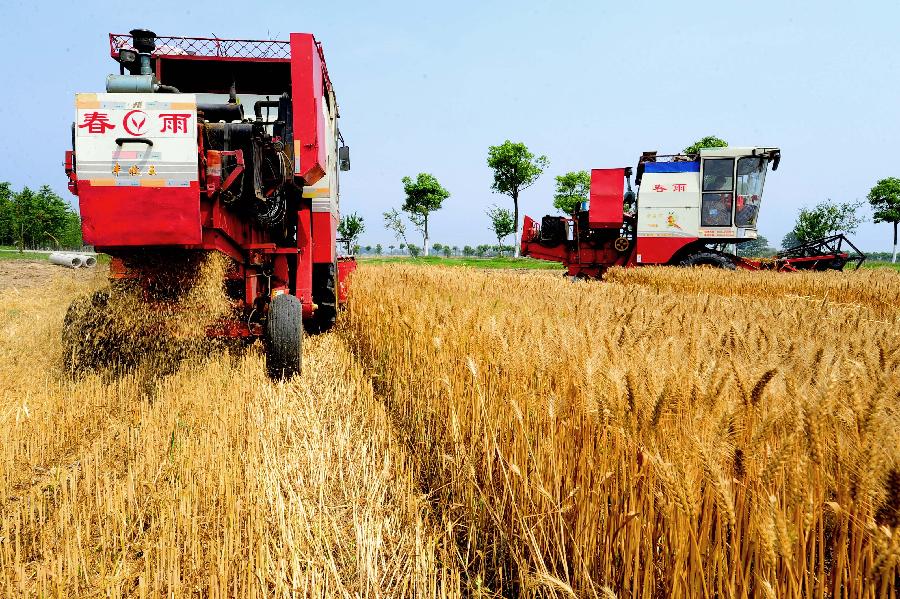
top-left (521, 147), bottom-right (864, 277)
top-left (64, 28), bottom-right (354, 378)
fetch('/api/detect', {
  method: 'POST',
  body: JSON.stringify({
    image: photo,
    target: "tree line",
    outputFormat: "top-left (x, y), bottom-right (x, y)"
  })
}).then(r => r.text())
top-left (0, 183), bottom-right (82, 251)
top-left (338, 137), bottom-right (900, 263)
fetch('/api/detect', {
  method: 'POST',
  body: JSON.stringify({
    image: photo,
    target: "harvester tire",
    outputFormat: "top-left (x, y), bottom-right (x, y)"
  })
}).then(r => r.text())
top-left (679, 251), bottom-right (737, 270)
top-left (307, 261), bottom-right (338, 334)
top-left (266, 293), bottom-right (303, 380)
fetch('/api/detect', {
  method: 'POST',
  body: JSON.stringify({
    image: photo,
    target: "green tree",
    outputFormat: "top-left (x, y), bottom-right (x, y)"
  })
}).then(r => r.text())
top-left (59, 211), bottom-right (83, 249)
top-left (442, 245), bottom-right (451, 258)
top-left (388, 244), bottom-right (395, 255)
top-left (0, 182), bottom-right (14, 246)
top-left (736, 235), bottom-right (776, 257)
top-left (407, 243), bottom-right (421, 258)
top-left (781, 230), bottom-right (800, 250)
top-left (867, 177), bottom-right (900, 263)
top-left (375, 243), bottom-right (383, 256)
top-left (401, 173), bottom-right (450, 256)
top-left (0, 183), bottom-right (81, 250)
top-left (485, 205), bottom-right (515, 254)
top-left (383, 208), bottom-right (409, 247)
top-left (487, 141), bottom-right (548, 257)
top-left (432, 243), bottom-right (443, 253)
top-left (683, 136), bottom-right (728, 155)
top-left (553, 170), bottom-right (590, 215)
top-left (784, 199), bottom-right (863, 248)
top-left (338, 212), bottom-right (365, 247)
top-left (463, 245), bottom-right (475, 257)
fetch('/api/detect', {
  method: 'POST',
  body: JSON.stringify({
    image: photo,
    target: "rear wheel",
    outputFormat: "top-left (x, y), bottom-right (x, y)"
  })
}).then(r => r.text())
top-left (307, 261), bottom-right (338, 333)
top-left (679, 251), bottom-right (737, 270)
top-left (266, 293), bottom-right (302, 380)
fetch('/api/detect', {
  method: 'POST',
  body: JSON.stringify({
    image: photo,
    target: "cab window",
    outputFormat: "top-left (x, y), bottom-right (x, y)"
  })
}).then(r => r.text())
top-left (701, 193), bottom-right (733, 226)
top-left (702, 158), bottom-right (734, 191)
top-left (701, 158), bottom-right (734, 226)
top-left (735, 157), bottom-right (766, 228)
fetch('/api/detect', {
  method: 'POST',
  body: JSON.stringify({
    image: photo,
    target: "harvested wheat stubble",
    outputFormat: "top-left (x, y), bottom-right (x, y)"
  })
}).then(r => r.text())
top-left (343, 264), bottom-right (900, 598)
top-left (0, 273), bottom-right (461, 598)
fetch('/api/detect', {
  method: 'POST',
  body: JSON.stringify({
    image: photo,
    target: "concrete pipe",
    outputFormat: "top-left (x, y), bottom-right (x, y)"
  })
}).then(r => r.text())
top-left (82, 255), bottom-right (97, 268)
top-left (50, 252), bottom-right (83, 268)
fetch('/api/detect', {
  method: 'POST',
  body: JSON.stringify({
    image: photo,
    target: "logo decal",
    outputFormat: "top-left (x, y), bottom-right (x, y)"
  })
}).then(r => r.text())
top-left (122, 109), bottom-right (148, 136)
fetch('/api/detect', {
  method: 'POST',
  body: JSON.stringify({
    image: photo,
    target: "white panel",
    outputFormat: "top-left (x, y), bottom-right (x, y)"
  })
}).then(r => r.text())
top-left (74, 93), bottom-right (198, 185)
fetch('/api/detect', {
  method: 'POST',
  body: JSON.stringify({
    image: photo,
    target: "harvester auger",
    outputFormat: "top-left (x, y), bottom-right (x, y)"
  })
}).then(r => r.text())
top-left (521, 147), bottom-right (865, 277)
top-left (63, 28), bottom-right (355, 378)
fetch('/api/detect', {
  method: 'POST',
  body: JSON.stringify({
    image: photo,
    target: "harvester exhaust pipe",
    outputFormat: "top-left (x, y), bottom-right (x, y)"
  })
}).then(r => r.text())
top-left (130, 28), bottom-right (157, 76)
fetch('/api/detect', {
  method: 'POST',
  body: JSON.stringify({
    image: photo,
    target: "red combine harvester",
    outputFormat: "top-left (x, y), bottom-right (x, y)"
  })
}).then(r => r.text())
top-left (64, 28), bottom-right (354, 378)
top-left (521, 147), bottom-right (864, 278)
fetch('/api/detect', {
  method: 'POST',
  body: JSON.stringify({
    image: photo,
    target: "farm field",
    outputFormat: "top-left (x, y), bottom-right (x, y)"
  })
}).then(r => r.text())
top-left (1, 261), bottom-right (899, 597)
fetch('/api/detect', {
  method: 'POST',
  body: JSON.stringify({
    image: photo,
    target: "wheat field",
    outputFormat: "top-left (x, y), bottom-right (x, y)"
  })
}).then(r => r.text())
top-left (1, 263), bottom-right (899, 598)
top-left (343, 264), bottom-right (900, 598)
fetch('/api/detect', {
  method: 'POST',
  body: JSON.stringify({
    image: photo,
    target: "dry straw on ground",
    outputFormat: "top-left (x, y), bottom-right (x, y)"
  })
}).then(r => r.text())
top-left (0, 270), bottom-right (459, 597)
top-left (343, 264), bottom-right (900, 598)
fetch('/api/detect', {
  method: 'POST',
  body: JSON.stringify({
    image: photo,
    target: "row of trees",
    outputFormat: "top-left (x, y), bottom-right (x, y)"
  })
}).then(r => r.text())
top-left (355, 141), bottom-right (549, 257)
top-left (0, 183), bottom-right (82, 251)
top-left (348, 243), bottom-right (516, 257)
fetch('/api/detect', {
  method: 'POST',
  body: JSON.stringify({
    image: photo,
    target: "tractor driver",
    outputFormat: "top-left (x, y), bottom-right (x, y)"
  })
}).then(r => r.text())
top-left (735, 194), bottom-right (759, 227)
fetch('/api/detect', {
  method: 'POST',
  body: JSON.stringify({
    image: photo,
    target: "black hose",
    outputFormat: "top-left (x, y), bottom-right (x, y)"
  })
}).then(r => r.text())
top-left (156, 84), bottom-right (181, 93)
top-left (254, 100), bottom-right (279, 121)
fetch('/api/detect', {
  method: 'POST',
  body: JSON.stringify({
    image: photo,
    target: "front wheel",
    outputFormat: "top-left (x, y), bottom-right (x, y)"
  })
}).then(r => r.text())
top-left (265, 293), bottom-right (303, 380)
top-left (679, 251), bottom-right (737, 270)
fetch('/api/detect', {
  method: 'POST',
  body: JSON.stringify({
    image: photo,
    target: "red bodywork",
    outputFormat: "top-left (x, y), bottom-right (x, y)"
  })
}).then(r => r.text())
top-left (67, 32), bottom-right (354, 336)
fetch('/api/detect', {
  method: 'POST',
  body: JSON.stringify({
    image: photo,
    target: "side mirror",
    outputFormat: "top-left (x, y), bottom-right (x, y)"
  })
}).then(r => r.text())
top-left (338, 145), bottom-right (350, 171)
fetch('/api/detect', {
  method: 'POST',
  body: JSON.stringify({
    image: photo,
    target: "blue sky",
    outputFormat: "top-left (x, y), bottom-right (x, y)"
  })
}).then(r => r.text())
top-left (1, 0), bottom-right (898, 250)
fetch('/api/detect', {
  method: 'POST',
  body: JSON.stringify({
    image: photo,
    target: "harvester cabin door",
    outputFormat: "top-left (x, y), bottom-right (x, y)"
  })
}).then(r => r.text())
top-left (700, 158), bottom-right (735, 230)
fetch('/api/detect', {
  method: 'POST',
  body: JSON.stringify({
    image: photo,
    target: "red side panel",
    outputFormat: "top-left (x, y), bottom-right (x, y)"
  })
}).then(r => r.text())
top-left (290, 33), bottom-right (327, 186)
top-left (337, 257), bottom-right (356, 304)
top-left (312, 211), bottom-right (336, 263)
top-left (79, 182), bottom-right (202, 246)
top-left (296, 204), bottom-right (314, 316)
top-left (635, 236), bottom-right (696, 265)
top-left (589, 168), bottom-right (625, 229)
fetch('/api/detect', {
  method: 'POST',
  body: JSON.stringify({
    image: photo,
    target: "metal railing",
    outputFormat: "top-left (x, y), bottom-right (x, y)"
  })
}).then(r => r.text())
top-left (109, 33), bottom-right (291, 59)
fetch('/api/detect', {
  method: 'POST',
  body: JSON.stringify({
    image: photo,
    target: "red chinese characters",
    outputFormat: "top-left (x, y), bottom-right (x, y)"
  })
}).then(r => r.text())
top-left (672, 183), bottom-right (687, 192)
top-left (159, 113), bottom-right (191, 134)
top-left (78, 111), bottom-right (115, 134)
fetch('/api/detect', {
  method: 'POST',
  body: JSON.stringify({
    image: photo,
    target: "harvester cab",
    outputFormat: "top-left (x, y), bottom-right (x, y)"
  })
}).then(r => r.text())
top-left (522, 146), bottom-right (864, 277)
top-left (63, 28), bottom-right (355, 378)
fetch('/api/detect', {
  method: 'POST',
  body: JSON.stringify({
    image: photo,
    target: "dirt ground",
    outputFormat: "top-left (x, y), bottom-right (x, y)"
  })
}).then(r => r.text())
top-left (0, 260), bottom-right (97, 291)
